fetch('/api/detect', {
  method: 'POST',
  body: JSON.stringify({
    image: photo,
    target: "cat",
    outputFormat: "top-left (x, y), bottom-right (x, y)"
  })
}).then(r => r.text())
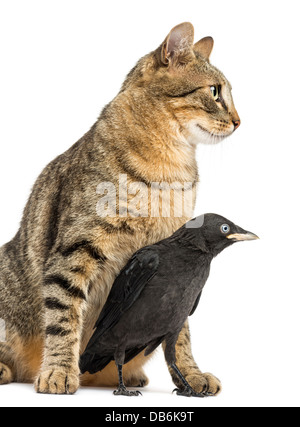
top-left (0, 22), bottom-right (240, 394)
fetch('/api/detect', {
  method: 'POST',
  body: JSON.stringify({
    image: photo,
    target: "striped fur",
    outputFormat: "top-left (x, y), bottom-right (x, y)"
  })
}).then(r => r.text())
top-left (0, 23), bottom-right (239, 394)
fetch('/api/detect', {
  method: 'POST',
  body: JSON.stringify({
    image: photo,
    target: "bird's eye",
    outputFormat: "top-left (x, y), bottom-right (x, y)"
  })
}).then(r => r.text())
top-left (210, 85), bottom-right (220, 101)
top-left (220, 224), bottom-right (230, 234)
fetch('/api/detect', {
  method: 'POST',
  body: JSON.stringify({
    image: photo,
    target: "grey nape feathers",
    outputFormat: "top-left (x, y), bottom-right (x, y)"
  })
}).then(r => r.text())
top-left (80, 213), bottom-right (258, 397)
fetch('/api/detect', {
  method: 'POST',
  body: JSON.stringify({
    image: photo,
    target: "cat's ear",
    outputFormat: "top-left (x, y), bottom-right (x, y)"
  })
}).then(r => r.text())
top-left (193, 36), bottom-right (214, 61)
top-left (159, 22), bottom-right (195, 66)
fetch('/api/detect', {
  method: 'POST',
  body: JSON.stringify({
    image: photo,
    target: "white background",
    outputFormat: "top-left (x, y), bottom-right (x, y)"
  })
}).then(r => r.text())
top-left (0, 0), bottom-right (299, 408)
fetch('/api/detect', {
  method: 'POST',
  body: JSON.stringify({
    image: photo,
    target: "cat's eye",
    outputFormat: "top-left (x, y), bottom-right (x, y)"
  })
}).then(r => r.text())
top-left (210, 85), bottom-right (220, 101)
top-left (220, 224), bottom-right (230, 234)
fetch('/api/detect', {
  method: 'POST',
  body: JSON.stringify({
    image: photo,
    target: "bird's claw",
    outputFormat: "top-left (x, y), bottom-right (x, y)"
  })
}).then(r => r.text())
top-left (173, 387), bottom-right (206, 398)
top-left (113, 386), bottom-right (142, 397)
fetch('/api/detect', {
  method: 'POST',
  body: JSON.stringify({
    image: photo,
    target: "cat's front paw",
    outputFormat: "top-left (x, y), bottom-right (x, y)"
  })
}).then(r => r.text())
top-left (184, 372), bottom-right (222, 396)
top-left (35, 369), bottom-right (79, 394)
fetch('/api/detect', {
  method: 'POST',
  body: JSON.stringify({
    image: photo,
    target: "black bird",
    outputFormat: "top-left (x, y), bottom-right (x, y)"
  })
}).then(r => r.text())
top-left (80, 214), bottom-right (258, 397)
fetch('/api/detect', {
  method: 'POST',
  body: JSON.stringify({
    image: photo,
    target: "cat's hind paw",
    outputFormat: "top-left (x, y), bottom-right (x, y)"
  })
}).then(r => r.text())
top-left (0, 362), bottom-right (13, 385)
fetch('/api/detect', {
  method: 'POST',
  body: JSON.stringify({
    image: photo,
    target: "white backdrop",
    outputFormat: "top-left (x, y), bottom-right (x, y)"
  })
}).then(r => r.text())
top-left (0, 0), bottom-right (299, 407)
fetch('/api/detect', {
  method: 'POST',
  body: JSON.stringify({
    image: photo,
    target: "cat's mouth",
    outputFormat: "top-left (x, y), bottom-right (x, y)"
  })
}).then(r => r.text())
top-left (183, 120), bottom-right (235, 146)
top-left (195, 123), bottom-right (233, 145)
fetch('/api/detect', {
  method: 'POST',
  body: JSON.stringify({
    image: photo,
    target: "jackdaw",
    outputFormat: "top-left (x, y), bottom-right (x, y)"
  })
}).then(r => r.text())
top-left (80, 213), bottom-right (258, 397)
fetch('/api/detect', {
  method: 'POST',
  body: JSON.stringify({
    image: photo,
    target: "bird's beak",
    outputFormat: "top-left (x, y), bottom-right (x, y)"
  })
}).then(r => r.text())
top-left (226, 231), bottom-right (259, 241)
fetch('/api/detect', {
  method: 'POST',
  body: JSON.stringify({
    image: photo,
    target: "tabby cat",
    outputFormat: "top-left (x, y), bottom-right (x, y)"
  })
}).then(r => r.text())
top-left (0, 22), bottom-right (240, 394)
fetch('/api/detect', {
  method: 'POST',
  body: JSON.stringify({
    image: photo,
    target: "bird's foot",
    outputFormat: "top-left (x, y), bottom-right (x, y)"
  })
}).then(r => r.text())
top-left (173, 386), bottom-right (206, 398)
top-left (113, 385), bottom-right (142, 397)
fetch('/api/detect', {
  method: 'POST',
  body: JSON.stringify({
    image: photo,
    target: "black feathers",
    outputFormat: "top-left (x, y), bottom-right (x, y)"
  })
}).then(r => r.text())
top-left (92, 249), bottom-right (159, 342)
top-left (80, 249), bottom-right (159, 374)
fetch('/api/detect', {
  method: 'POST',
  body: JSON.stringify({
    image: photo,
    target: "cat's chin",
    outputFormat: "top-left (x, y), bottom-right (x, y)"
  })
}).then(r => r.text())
top-left (185, 123), bottom-right (232, 146)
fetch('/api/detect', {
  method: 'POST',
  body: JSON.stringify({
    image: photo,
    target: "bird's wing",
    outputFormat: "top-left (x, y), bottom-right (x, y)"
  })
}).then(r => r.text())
top-left (189, 291), bottom-right (202, 316)
top-left (84, 248), bottom-right (160, 352)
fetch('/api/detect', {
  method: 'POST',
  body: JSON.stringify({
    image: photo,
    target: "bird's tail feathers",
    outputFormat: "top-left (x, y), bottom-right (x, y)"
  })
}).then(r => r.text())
top-left (79, 352), bottom-right (113, 375)
top-left (79, 345), bottom-right (149, 375)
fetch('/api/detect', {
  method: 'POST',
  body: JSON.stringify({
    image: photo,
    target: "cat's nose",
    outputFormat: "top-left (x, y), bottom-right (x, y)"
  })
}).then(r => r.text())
top-left (232, 119), bottom-right (240, 131)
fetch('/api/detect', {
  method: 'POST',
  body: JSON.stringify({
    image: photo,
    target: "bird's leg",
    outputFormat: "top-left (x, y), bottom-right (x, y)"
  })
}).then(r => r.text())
top-left (165, 321), bottom-right (221, 396)
top-left (171, 363), bottom-right (205, 398)
top-left (164, 333), bottom-right (205, 398)
top-left (113, 364), bottom-right (142, 397)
